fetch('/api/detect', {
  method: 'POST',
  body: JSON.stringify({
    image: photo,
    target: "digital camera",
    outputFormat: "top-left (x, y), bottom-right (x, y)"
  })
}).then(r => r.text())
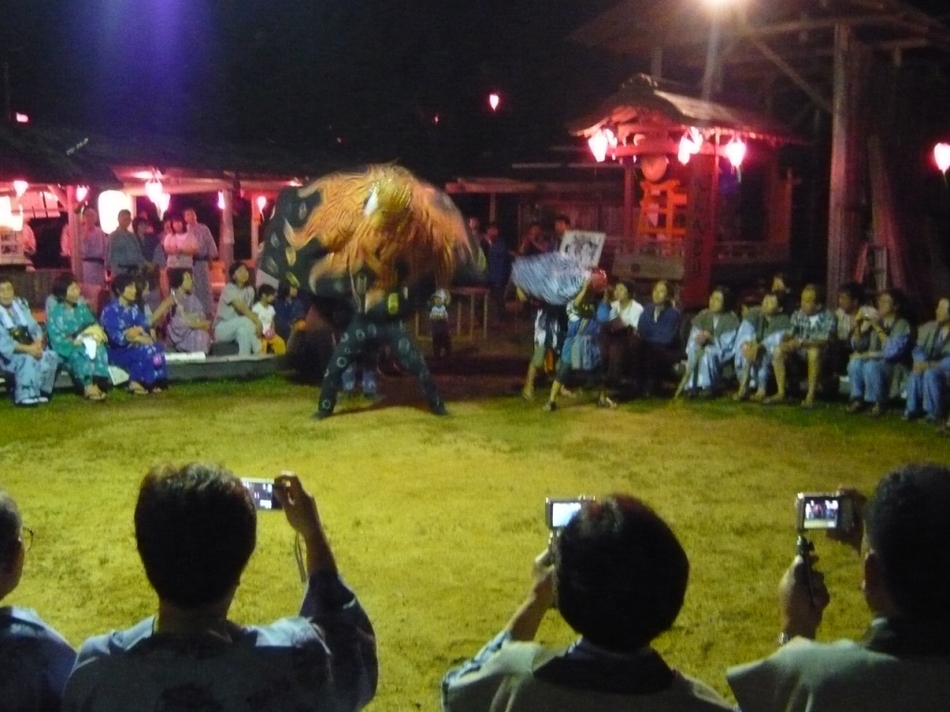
top-left (241, 478), bottom-right (283, 511)
top-left (795, 493), bottom-right (854, 534)
top-left (545, 497), bottom-right (593, 530)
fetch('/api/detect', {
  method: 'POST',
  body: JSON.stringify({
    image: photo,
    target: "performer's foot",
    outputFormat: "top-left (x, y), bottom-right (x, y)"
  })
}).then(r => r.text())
top-left (312, 409), bottom-right (333, 421)
top-left (847, 399), bottom-right (864, 414)
top-left (431, 402), bottom-right (449, 416)
top-left (542, 401), bottom-right (558, 412)
top-left (869, 403), bottom-right (884, 418)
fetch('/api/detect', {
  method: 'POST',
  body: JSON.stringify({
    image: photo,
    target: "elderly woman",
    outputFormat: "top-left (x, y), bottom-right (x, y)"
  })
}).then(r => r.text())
top-left (100, 274), bottom-right (168, 395)
top-left (46, 273), bottom-right (110, 401)
top-left (213, 262), bottom-right (262, 356)
top-left (165, 270), bottom-right (212, 354)
top-left (0, 278), bottom-right (60, 406)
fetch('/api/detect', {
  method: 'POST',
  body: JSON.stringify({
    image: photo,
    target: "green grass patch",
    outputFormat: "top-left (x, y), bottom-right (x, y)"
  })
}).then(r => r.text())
top-left (1, 375), bottom-right (946, 710)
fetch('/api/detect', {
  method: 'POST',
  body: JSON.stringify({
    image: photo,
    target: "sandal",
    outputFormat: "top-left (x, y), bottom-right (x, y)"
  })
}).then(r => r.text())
top-left (128, 383), bottom-right (149, 396)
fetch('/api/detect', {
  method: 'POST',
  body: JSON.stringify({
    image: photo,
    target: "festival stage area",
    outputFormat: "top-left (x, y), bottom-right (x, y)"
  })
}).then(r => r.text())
top-left (1, 370), bottom-right (945, 709)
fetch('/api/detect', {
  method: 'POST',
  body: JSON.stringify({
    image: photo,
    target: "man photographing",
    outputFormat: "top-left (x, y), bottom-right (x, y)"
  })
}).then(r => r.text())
top-left (728, 463), bottom-right (950, 711)
top-left (64, 464), bottom-right (377, 712)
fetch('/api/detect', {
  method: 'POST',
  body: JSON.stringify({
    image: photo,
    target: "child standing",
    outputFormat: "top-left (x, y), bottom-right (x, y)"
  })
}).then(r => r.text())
top-left (252, 284), bottom-right (286, 355)
top-left (430, 289), bottom-right (451, 359)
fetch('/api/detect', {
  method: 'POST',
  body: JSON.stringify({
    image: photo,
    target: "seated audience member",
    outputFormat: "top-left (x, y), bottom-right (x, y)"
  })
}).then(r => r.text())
top-left (165, 270), bottom-right (212, 354)
top-left (252, 284), bottom-right (286, 355)
top-left (543, 276), bottom-right (611, 411)
top-left (516, 221), bottom-right (550, 257)
top-left (134, 217), bottom-right (166, 314)
top-left (601, 280), bottom-right (642, 394)
top-left (213, 263), bottom-right (262, 356)
top-left (728, 462), bottom-right (950, 711)
top-left (832, 281), bottom-right (867, 374)
top-left (635, 280), bottom-right (682, 396)
top-left (0, 278), bottom-right (60, 406)
top-left (768, 284), bottom-right (836, 408)
top-left (0, 490), bottom-right (77, 711)
top-left (683, 286), bottom-right (740, 398)
top-left (46, 273), bottom-right (110, 401)
top-left (63, 465), bottom-right (378, 712)
top-left (904, 296), bottom-right (950, 424)
top-left (134, 276), bottom-right (175, 337)
top-left (734, 292), bottom-right (790, 401)
top-left (100, 274), bottom-right (167, 395)
top-left (274, 280), bottom-right (308, 343)
top-left (770, 272), bottom-right (798, 317)
top-left (846, 289), bottom-right (912, 417)
top-left (442, 495), bottom-right (731, 712)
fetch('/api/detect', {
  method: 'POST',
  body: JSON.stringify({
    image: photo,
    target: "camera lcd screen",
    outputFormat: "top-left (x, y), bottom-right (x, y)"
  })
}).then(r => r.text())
top-left (801, 496), bottom-right (839, 530)
top-left (550, 501), bottom-right (583, 529)
top-left (241, 478), bottom-right (282, 511)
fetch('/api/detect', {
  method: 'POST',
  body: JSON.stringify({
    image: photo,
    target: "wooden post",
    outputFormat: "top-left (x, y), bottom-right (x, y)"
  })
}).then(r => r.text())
top-left (220, 188), bottom-right (235, 269)
top-left (67, 186), bottom-right (82, 280)
top-left (651, 46), bottom-right (663, 80)
top-left (250, 200), bottom-right (260, 264)
top-left (488, 193), bottom-right (497, 223)
top-left (623, 163), bottom-right (634, 245)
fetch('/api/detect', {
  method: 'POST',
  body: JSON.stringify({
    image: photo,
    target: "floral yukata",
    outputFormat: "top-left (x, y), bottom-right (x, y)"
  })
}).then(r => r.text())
top-left (0, 298), bottom-right (60, 404)
top-left (46, 300), bottom-right (110, 388)
top-left (100, 300), bottom-right (167, 387)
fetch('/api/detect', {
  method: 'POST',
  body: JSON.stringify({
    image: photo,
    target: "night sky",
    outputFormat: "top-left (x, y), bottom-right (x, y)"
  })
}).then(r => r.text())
top-left (2, 0), bottom-right (948, 179)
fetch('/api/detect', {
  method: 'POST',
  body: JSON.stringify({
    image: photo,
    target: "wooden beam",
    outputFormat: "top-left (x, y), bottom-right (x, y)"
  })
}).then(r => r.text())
top-left (746, 34), bottom-right (834, 113)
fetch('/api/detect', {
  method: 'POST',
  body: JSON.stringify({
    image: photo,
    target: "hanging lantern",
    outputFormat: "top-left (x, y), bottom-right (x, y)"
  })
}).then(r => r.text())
top-left (934, 143), bottom-right (950, 173)
top-left (156, 193), bottom-right (171, 218)
top-left (725, 138), bottom-right (747, 169)
top-left (677, 128), bottom-right (704, 165)
top-left (587, 128), bottom-right (617, 163)
top-left (217, 191), bottom-right (226, 210)
top-left (145, 176), bottom-right (164, 204)
top-left (13, 180), bottom-right (28, 197)
top-left (256, 195), bottom-right (268, 217)
top-left (488, 93), bottom-right (500, 111)
top-left (75, 186), bottom-right (89, 203)
top-left (97, 190), bottom-right (135, 232)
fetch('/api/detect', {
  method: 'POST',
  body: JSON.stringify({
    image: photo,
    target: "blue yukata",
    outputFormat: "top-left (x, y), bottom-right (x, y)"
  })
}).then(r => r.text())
top-left (100, 299), bottom-right (168, 387)
top-left (734, 309), bottom-right (790, 391)
top-left (684, 309), bottom-right (740, 392)
top-left (555, 301), bottom-right (611, 381)
top-left (0, 298), bottom-right (60, 404)
top-left (905, 320), bottom-right (950, 421)
top-left (63, 573), bottom-right (377, 712)
top-left (0, 606), bottom-right (77, 712)
top-left (46, 299), bottom-right (111, 388)
top-left (847, 317), bottom-right (912, 406)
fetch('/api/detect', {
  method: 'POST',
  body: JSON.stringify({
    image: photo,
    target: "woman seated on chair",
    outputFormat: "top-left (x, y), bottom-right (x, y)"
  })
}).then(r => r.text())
top-left (46, 273), bottom-right (110, 401)
top-left (100, 274), bottom-right (168, 395)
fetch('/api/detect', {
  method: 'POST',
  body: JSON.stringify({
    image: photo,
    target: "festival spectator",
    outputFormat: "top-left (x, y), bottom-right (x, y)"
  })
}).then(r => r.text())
top-left (485, 223), bottom-right (510, 320)
top-left (46, 273), bottom-right (110, 401)
top-left (442, 495), bottom-right (731, 712)
top-left (728, 463), bottom-right (950, 710)
top-left (832, 281), bottom-right (866, 373)
top-left (0, 278), bottom-right (59, 406)
top-left (683, 286), bottom-right (740, 398)
top-left (734, 292), bottom-right (790, 401)
top-left (770, 272), bottom-right (798, 317)
top-left (600, 280), bottom-right (643, 396)
top-left (0, 489), bottom-right (77, 711)
top-left (77, 209), bottom-right (108, 303)
top-left (846, 289), bottom-right (912, 417)
top-left (552, 214), bottom-right (571, 251)
top-left (165, 270), bottom-right (212, 354)
top-left (903, 296), bottom-right (950, 424)
top-left (521, 299), bottom-right (563, 400)
top-left (635, 280), bottom-right (682, 397)
top-left (162, 215), bottom-right (199, 284)
top-left (134, 217), bottom-right (166, 313)
top-left (544, 276), bottom-right (611, 411)
top-left (517, 222), bottom-right (549, 257)
top-left (106, 210), bottom-right (146, 277)
top-left (768, 284), bottom-right (836, 408)
top-left (213, 263), bottom-right (262, 356)
top-left (252, 284), bottom-right (286, 355)
top-left (274, 280), bottom-right (308, 343)
top-left (429, 289), bottom-right (451, 359)
top-left (62, 465), bottom-right (378, 712)
top-left (134, 276), bottom-right (176, 336)
top-left (184, 208), bottom-right (219, 318)
top-left (100, 274), bottom-right (168, 395)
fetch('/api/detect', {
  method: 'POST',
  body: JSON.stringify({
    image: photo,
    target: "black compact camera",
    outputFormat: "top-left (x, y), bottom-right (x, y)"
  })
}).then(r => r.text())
top-left (241, 478), bottom-right (283, 511)
top-left (545, 497), bottom-right (592, 530)
top-left (795, 493), bottom-right (855, 534)
top-left (10, 325), bottom-right (34, 346)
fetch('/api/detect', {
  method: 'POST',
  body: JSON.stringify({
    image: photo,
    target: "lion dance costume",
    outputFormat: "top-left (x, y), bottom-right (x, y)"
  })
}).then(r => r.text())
top-left (259, 165), bottom-right (485, 419)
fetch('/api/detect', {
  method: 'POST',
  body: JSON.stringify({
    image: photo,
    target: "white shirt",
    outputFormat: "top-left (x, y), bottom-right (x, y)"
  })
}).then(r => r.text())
top-left (163, 231), bottom-right (199, 269)
top-left (610, 299), bottom-right (644, 330)
top-left (252, 302), bottom-right (276, 336)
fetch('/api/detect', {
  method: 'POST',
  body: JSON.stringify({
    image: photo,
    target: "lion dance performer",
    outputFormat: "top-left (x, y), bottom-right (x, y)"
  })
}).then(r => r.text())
top-left (259, 165), bottom-right (484, 420)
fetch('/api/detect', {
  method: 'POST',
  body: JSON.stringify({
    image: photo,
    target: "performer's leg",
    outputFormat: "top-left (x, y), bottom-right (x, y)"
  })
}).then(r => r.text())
top-left (386, 321), bottom-right (446, 414)
top-left (315, 323), bottom-right (364, 418)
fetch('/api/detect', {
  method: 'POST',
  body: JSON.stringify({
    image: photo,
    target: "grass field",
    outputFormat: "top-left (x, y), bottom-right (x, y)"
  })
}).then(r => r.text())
top-left (1, 371), bottom-right (947, 710)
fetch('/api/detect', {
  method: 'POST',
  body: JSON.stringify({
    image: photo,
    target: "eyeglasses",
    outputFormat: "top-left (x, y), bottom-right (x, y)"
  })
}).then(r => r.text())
top-left (21, 527), bottom-right (34, 552)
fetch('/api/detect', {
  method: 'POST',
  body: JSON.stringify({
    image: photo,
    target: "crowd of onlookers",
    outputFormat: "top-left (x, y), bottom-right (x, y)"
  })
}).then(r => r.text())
top-left (2, 461), bottom-right (948, 711)
top-left (0, 208), bottom-right (309, 405)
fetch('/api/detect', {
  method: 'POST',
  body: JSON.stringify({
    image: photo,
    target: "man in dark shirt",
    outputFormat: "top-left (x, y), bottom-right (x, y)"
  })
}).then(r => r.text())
top-left (635, 280), bottom-right (682, 396)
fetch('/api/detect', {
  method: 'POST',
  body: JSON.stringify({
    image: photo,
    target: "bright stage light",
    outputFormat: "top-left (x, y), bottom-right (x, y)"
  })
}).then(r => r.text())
top-left (488, 93), bottom-right (500, 111)
top-left (934, 142), bottom-right (950, 173)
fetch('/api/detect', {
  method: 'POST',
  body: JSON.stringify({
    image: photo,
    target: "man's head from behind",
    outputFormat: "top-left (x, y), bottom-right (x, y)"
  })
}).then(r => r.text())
top-left (135, 464), bottom-right (256, 610)
top-left (554, 495), bottom-right (689, 652)
top-left (864, 463), bottom-right (950, 621)
top-left (0, 490), bottom-right (25, 600)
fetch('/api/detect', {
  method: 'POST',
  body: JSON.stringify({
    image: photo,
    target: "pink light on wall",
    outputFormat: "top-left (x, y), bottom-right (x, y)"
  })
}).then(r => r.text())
top-left (934, 142), bottom-right (950, 173)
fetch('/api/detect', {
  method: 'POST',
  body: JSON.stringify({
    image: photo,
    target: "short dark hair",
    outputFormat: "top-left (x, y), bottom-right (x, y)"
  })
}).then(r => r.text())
top-left (0, 276), bottom-right (12, 289)
top-left (132, 217), bottom-right (149, 233)
top-left (877, 288), bottom-right (905, 314)
top-left (257, 284), bottom-right (276, 300)
top-left (802, 283), bottom-right (824, 304)
top-left (276, 280), bottom-right (295, 300)
top-left (0, 490), bottom-right (21, 566)
top-left (169, 269), bottom-right (192, 290)
top-left (838, 281), bottom-right (866, 304)
top-left (554, 214), bottom-right (571, 227)
top-left (112, 273), bottom-right (136, 297)
top-left (135, 463), bottom-right (256, 609)
top-left (554, 495), bottom-right (689, 651)
top-left (51, 273), bottom-right (77, 302)
top-left (865, 463), bottom-right (950, 620)
top-left (228, 262), bottom-right (248, 282)
top-left (712, 285), bottom-right (734, 311)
